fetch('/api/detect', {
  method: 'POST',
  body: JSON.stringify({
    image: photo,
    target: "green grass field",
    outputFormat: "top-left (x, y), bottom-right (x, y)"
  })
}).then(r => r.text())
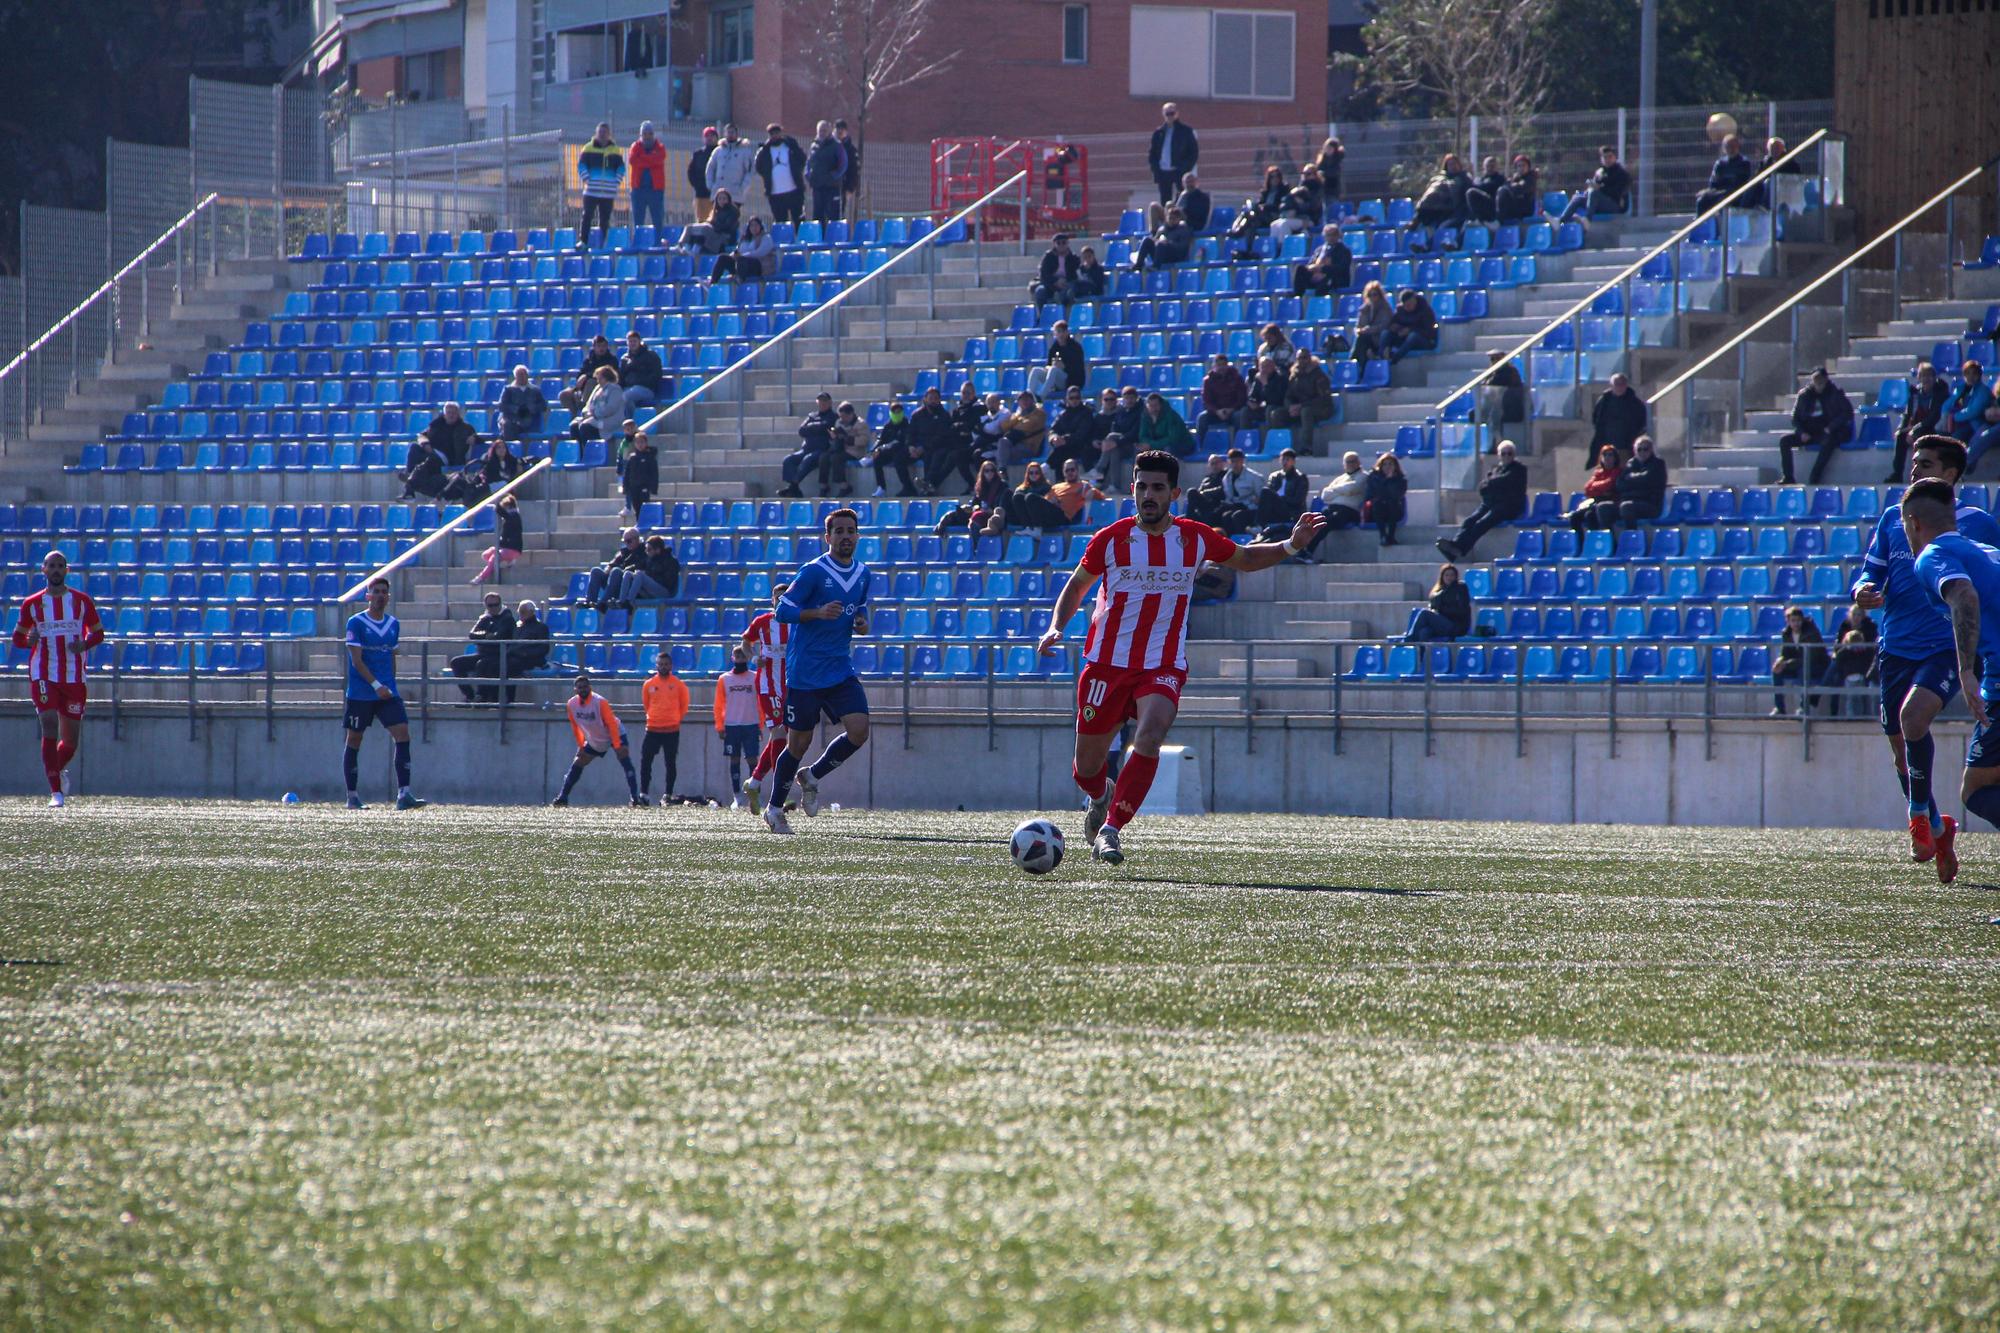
top-left (4, 799), bottom-right (1999, 1329)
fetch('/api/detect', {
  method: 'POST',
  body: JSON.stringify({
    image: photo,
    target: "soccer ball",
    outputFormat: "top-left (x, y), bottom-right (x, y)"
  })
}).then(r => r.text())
top-left (1010, 818), bottom-right (1065, 874)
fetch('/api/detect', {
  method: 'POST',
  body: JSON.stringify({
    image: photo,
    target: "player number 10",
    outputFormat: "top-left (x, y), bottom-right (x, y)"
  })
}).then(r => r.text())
top-left (1085, 677), bottom-right (1108, 707)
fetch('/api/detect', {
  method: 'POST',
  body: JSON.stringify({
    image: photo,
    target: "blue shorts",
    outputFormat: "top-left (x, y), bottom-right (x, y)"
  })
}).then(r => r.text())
top-left (343, 694), bottom-right (409, 733)
top-left (1878, 651), bottom-right (1960, 735)
top-left (721, 723), bottom-right (760, 755)
top-left (784, 676), bottom-right (869, 731)
top-left (1970, 713), bottom-right (2000, 771)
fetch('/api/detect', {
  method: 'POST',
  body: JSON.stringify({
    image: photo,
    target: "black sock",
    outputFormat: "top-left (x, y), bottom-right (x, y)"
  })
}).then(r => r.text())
top-left (770, 748), bottom-right (802, 808)
top-left (729, 753), bottom-right (743, 791)
top-left (558, 758), bottom-right (586, 801)
top-left (1967, 784), bottom-right (2000, 830)
top-left (617, 751), bottom-right (639, 799)
top-left (1897, 766), bottom-right (1911, 800)
top-left (1907, 734), bottom-right (1937, 824)
top-left (343, 745), bottom-right (359, 795)
top-left (393, 740), bottom-right (411, 791)
top-left (809, 735), bottom-right (862, 780)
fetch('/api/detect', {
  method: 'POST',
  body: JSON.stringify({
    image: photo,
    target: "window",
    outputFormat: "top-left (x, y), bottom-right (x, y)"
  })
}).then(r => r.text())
top-left (1129, 5), bottom-right (1211, 97)
top-left (1129, 6), bottom-right (1294, 100)
top-left (1062, 5), bottom-right (1088, 63)
top-left (712, 5), bottom-right (754, 67)
top-left (1210, 10), bottom-right (1294, 101)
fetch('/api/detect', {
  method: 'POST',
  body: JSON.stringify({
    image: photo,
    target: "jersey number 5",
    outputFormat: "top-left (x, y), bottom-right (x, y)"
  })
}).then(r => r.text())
top-left (1084, 676), bottom-right (1109, 707)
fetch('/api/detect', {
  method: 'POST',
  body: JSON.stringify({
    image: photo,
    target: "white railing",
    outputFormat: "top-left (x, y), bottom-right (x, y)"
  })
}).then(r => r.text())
top-left (340, 458), bottom-right (554, 615)
top-left (0, 192), bottom-right (222, 451)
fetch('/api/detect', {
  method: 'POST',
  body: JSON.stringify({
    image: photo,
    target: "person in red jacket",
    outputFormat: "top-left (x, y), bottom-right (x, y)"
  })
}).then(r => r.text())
top-left (1564, 445), bottom-right (1623, 532)
top-left (627, 121), bottom-right (668, 233)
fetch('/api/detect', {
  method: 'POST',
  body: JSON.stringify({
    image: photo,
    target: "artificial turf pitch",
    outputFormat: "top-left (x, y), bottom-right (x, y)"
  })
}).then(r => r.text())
top-left (4, 799), bottom-right (1999, 1328)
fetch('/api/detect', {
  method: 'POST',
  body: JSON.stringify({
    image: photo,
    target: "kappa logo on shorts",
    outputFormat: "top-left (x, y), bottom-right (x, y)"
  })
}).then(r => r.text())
top-left (1153, 674), bottom-right (1179, 687)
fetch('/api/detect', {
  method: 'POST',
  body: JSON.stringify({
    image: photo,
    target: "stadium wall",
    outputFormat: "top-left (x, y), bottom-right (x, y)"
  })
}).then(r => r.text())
top-left (11, 711), bottom-right (1944, 829)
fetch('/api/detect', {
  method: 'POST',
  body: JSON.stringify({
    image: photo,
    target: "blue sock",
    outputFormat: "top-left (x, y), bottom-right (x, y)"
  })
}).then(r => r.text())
top-left (617, 751), bottom-right (639, 799)
top-left (1907, 734), bottom-right (1941, 831)
top-left (342, 745), bottom-right (359, 795)
top-left (393, 740), bottom-right (412, 792)
top-left (809, 735), bottom-right (862, 780)
top-left (771, 748), bottom-right (802, 808)
top-left (557, 757), bottom-right (586, 801)
top-left (1966, 784), bottom-right (2000, 830)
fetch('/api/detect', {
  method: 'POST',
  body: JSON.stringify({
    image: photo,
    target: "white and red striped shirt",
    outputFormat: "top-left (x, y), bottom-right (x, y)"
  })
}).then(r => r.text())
top-left (13, 588), bottom-right (103, 685)
top-left (744, 610), bottom-right (790, 700)
top-left (1080, 516), bottom-right (1236, 671)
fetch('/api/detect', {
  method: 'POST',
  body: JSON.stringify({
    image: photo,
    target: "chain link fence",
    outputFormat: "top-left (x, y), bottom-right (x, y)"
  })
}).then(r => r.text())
top-left (18, 205), bottom-right (109, 422)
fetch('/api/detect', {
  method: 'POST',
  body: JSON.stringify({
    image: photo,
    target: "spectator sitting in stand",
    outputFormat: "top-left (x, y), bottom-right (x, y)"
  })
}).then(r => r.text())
top-left (1384, 289), bottom-right (1439, 362)
top-left (1778, 365), bottom-right (1855, 485)
top-left (1556, 145), bottom-right (1632, 224)
top-left (604, 533), bottom-right (680, 610)
top-left (815, 400), bottom-right (870, 497)
top-left (1292, 223), bottom-right (1353, 296)
top-left (621, 430), bottom-right (658, 518)
top-left (1403, 564), bottom-right (1472, 642)
top-left (1174, 171), bottom-right (1212, 232)
top-left (1960, 363), bottom-right (2000, 472)
top-left (1279, 350), bottom-right (1336, 447)
top-left (752, 122), bottom-right (806, 226)
top-left (498, 365), bottom-right (547, 441)
top-left (560, 334), bottom-right (618, 411)
top-left (1045, 385), bottom-right (1103, 477)
top-left (1258, 448), bottom-right (1310, 532)
top-left (1319, 451), bottom-right (1367, 528)
top-left (507, 600), bottom-right (551, 696)
top-left (1228, 166), bottom-right (1290, 259)
top-left (865, 399), bottom-right (920, 497)
top-left (1029, 319), bottom-right (1086, 401)
top-left (443, 436), bottom-right (522, 506)
top-left (397, 434), bottom-right (448, 499)
top-left (1695, 134), bottom-right (1755, 213)
top-left (1890, 360), bottom-right (1952, 481)
top-left (1351, 281), bottom-right (1393, 363)
top-left (1436, 439), bottom-right (1527, 560)
top-left (1771, 605), bottom-right (1827, 716)
top-left (1183, 454), bottom-right (1231, 527)
top-left (1215, 447), bottom-right (1262, 531)
top-left (1565, 445), bottom-right (1624, 532)
top-left (1496, 153), bottom-right (1541, 221)
top-left (777, 392), bottom-right (838, 497)
top-left (1590, 372), bottom-right (1649, 459)
top-left (421, 400), bottom-right (480, 467)
top-left (1132, 206), bottom-right (1193, 270)
top-left (1365, 452), bottom-right (1409, 547)
top-left (1474, 350), bottom-right (1527, 451)
top-left (688, 124), bottom-right (720, 223)
top-left (1412, 154), bottom-right (1473, 232)
top-left (1047, 457), bottom-right (1107, 525)
top-left (680, 188), bottom-right (740, 255)
top-left (1464, 156), bottom-right (1508, 222)
top-left (472, 493), bottom-right (524, 585)
top-left (1257, 321), bottom-right (1297, 372)
top-left (1270, 165), bottom-right (1324, 240)
top-left (618, 330), bottom-right (665, 416)
top-left (571, 365), bottom-right (625, 442)
top-left (450, 590), bottom-right (516, 703)
top-left (989, 390), bottom-right (1048, 470)
top-left (1750, 137), bottom-right (1802, 208)
top-left (709, 215), bottom-right (777, 284)
top-left (1194, 354), bottom-right (1249, 439)
top-left (922, 384), bottom-right (982, 495)
top-left (581, 527), bottom-right (644, 608)
top-left (1032, 232), bottom-right (1080, 306)
top-left (999, 459), bottom-right (1064, 531)
top-left (1073, 245), bottom-right (1108, 299)
top-left (966, 459), bottom-right (1010, 534)
top-left (1826, 601), bottom-right (1880, 716)
top-left (1137, 391), bottom-right (1195, 458)
top-left (1247, 357), bottom-right (1287, 425)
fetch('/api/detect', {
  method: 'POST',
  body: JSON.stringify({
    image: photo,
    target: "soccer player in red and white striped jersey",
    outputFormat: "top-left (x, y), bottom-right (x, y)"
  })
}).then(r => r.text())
top-left (1039, 450), bottom-right (1323, 863)
top-left (739, 583), bottom-right (793, 812)
top-left (13, 551), bottom-right (105, 807)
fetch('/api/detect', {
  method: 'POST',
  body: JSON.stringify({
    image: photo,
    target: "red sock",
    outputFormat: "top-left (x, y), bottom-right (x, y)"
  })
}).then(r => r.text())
top-left (751, 736), bottom-right (784, 781)
top-left (1072, 758), bottom-right (1107, 800)
top-left (54, 739), bottom-right (76, 771)
top-left (1106, 752), bottom-right (1158, 830)
top-left (40, 738), bottom-right (60, 792)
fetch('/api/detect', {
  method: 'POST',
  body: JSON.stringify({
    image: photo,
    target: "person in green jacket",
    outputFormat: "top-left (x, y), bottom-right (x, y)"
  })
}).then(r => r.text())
top-left (1137, 392), bottom-right (1195, 459)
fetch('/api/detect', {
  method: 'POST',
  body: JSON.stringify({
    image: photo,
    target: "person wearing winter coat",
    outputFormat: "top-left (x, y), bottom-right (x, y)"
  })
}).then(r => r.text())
top-left (1403, 565), bottom-right (1473, 641)
top-left (703, 123), bottom-right (757, 202)
top-left (1364, 452), bottom-right (1408, 546)
top-left (575, 123), bottom-right (625, 249)
top-left (1437, 441), bottom-right (1527, 560)
top-left (1778, 366), bottom-right (1855, 485)
top-left (753, 124), bottom-right (807, 225)
top-left (497, 365), bottom-right (547, 441)
top-left (687, 125), bottom-right (719, 222)
top-left (626, 121), bottom-right (667, 232)
top-left (806, 121), bottom-right (848, 224)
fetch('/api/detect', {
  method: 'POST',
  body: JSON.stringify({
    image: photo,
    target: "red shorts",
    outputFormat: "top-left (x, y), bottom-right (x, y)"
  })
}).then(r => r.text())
top-left (30, 680), bottom-right (87, 719)
top-left (1075, 660), bottom-right (1186, 736)
top-left (757, 691), bottom-right (780, 729)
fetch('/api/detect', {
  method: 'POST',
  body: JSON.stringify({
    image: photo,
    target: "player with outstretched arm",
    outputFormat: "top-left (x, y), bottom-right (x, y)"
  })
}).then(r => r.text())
top-left (763, 509), bottom-right (871, 835)
top-left (1038, 450), bottom-right (1324, 864)
top-left (14, 550), bottom-right (104, 808)
top-left (343, 576), bottom-right (425, 810)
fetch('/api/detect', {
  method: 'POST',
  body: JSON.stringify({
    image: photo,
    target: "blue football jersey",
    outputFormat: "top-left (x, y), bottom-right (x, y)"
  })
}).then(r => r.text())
top-left (777, 554), bottom-right (871, 691)
top-left (1915, 532), bottom-right (2000, 702)
top-left (1859, 503), bottom-right (2000, 659)
top-left (344, 611), bottom-right (400, 700)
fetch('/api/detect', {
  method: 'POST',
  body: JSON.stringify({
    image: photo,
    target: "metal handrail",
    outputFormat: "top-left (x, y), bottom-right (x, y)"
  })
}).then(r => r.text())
top-left (1647, 161), bottom-right (1992, 405)
top-left (635, 168), bottom-right (1031, 467)
top-left (0, 191), bottom-right (222, 387)
top-left (339, 457), bottom-right (553, 602)
top-left (1429, 130), bottom-right (1830, 418)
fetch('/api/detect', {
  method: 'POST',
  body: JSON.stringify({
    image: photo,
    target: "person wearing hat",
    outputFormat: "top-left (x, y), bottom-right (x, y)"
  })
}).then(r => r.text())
top-left (1779, 365), bottom-right (1855, 485)
top-left (627, 121), bottom-right (667, 233)
top-left (449, 591), bottom-right (516, 704)
top-left (688, 125), bottom-right (720, 223)
top-left (755, 122), bottom-right (807, 226)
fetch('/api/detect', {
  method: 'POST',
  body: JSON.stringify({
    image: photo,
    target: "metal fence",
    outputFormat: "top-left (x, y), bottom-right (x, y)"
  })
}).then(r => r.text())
top-left (18, 205), bottom-right (109, 423)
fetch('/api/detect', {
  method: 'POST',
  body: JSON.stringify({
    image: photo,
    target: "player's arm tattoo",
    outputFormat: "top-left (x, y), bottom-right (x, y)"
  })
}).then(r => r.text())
top-left (1945, 580), bottom-right (1982, 686)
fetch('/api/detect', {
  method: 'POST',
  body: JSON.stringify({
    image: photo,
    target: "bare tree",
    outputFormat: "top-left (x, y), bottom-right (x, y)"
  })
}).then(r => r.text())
top-left (785, 0), bottom-right (961, 155)
top-left (1346, 0), bottom-right (1556, 161)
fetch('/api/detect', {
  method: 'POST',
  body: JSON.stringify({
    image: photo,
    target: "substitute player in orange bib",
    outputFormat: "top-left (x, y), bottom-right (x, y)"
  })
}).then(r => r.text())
top-left (1038, 450), bottom-right (1324, 863)
top-left (13, 551), bottom-right (104, 808)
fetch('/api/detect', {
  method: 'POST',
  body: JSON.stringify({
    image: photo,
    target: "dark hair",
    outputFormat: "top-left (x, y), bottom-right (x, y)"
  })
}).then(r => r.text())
top-left (824, 506), bottom-right (860, 530)
top-left (1905, 477), bottom-right (1957, 512)
top-left (368, 576), bottom-right (391, 592)
top-left (1133, 450), bottom-right (1181, 486)
top-left (1915, 434), bottom-right (1969, 480)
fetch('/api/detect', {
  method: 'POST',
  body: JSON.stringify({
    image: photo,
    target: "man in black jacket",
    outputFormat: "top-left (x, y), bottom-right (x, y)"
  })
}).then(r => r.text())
top-left (1183, 454), bottom-right (1231, 527)
top-left (1557, 146), bottom-right (1631, 223)
top-left (421, 401), bottom-right (480, 467)
top-left (1044, 385), bottom-right (1102, 478)
top-left (582, 527), bottom-right (645, 609)
top-left (1292, 223), bottom-right (1352, 296)
top-left (753, 123), bottom-right (806, 225)
top-left (866, 401), bottom-right (920, 497)
top-left (1573, 434), bottom-right (1669, 530)
top-left (1173, 172), bottom-right (1212, 232)
top-left (450, 590), bottom-right (516, 703)
top-left (498, 365), bottom-right (547, 441)
top-left (505, 599), bottom-right (552, 701)
top-left (398, 435), bottom-right (448, 499)
top-left (1891, 361), bottom-right (1953, 481)
top-left (1437, 440), bottom-right (1528, 560)
top-left (1474, 349), bottom-right (1527, 451)
top-left (1695, 135), bottom-right (1756, 214)
top-left (1258, 449), bottom-right (1311, 529)
top-left (1147, 103), bottom-right (1198, 204)
top-left (835, 119), bottom-right (862, 217)
top-left (1032, 233), bottom-right (1080, 306)
top-left (1030, 319), bottom-right (1087, 401)
top-left (621, 432), bottom-right (659, 516)
top-left (1779, 366), bottom-right (1856, 484)
top-left (688, 125), bottom-right (719, 223)
top-left (619, 331), bottom-right (666, 416)
top-left (806, 121), bottom-right (847, 224)
top-left (925, 387), bottom-right (984, 494)
top-left (778, 392), bottom-right (839, 497)
top-left (1590, 373), bottom-right (1649, 458)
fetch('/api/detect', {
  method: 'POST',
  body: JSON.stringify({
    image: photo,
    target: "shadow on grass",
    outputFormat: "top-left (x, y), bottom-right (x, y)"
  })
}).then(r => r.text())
top-left (1128, 877), bottom-right (1437, 898)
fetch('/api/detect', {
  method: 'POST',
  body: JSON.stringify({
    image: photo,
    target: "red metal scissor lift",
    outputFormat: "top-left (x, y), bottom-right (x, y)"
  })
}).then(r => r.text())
top-left (931, 138), bottom-right (1089, 242)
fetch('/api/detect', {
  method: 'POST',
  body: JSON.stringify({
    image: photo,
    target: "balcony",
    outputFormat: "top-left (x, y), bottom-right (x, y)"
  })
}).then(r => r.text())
top-left (542, 68), bottom-right (729, 136)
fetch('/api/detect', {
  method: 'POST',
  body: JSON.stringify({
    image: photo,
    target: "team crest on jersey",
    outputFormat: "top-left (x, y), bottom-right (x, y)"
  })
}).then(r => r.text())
top-left (1081, 705), bottom-right (1097, 722)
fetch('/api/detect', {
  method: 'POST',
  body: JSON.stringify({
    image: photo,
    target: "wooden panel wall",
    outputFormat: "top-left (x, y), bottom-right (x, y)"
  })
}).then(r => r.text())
top-left (1835, 0), bottom-right (2000, 242)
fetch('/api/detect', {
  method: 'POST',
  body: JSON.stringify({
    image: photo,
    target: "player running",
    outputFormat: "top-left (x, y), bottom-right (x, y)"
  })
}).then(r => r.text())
top-left (1852, 434), bottom-right (2000, 878)
top-left (740, 583), bottom-right (791, 813)
top-left (343, 576), bottom-right (425, 810)
top-left (1038, 449), bottom-right (1324, 864)
top-left (1906, 478), bottom-right (2000, 861)
top-left (14, 550), bottom-right (104, 808)
top-left (763, 510), bottom-right (871, 835)
top-left (551, 671), bottom-right (645, 807)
